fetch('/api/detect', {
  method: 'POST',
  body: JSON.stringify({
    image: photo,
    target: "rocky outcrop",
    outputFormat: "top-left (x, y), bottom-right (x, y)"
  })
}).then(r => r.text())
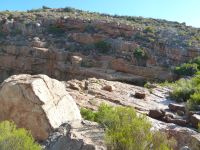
top-left (168, 103), bottom-right (186, 113)
top-left (1, 9), bottom-right (200, 83)
top-left (65, 78), bottom-right (200, 149)
top-left (150, 118), bottom-right (199, 150)
top-left (43, 120), bottom-right (106, 150)
top-left (149, 109), bottom-right (165, 119)
top-left (0, 74), bottom-right (81, 140)
top-left (0, 44), bottom-right (173, 84)
top-left (190, 114), bottom-right (200, 128)
top-left (134, 91), bottom-right (146, 99)
top-left (190, 134), bottom-right (200, 150)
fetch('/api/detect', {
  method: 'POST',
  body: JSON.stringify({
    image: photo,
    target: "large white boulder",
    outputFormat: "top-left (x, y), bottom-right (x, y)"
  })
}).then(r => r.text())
top-left (0, 74), bottom-right (81, 140)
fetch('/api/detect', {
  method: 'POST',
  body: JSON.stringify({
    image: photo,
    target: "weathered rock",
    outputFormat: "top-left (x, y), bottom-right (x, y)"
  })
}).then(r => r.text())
top-left (134, 91), bottom-right (146, 99)
top-left (189, 134), bottom-right (200, 150)
top-left (168, 103), bottom-right (186, 113)
top-left (70, 33), bottom-right (106, 44)
top-left (0, 74), bottom-right (82, 140)
top-left (177, 110), bottom-right (185, 116)
top-left (68, 82), bottom-right (82, 91)
top-left (190, 114), bottom-right (200, 128)
top-left (163, 115), bottom-right (187, 126)
top-left (43, 120), bottom-right (106, 150)
top-left (102, 85), bottom-right (115, 92)
top-left (148, 109), bottom-right (165, 119)
top-left (165, 112), bottom-right (175, 119)
top-left (150, 118), bottom-right (198, 150)
top-left (168, 118), bottom-right (187, 127)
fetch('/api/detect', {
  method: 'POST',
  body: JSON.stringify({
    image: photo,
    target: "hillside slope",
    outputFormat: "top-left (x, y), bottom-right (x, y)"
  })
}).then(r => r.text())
top-left (0, 7), bottom-right (200, 83)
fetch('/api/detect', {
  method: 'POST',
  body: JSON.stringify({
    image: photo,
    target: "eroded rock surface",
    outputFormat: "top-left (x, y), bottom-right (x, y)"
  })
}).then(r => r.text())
top-left (66, 78), bottom-right (174, 113)
top-left (0, 74), bottom-right (81, 140)
top-left (65, 78), bottom-right (200, 149)
top-left (43, 120), bottom-right (106, 150)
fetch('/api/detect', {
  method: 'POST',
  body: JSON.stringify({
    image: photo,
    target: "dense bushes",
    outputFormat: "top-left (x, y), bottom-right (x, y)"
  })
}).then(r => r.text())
top-left (168, 75), bottom-right (200, 110)
top-left (174, 63), bottom-right (198, 76)
top-left (0, 121), bottom-right (41, 150)
top-left (81, 104), bottom-right (176, 150)
top-left (174, 56), bottom-right (200, 76)
top-left (166, 57), bottom-right (200, 110)
top-left (169, 78), bottom-right (195, 102)
top-left (168, 57), bottom-right (200, 110)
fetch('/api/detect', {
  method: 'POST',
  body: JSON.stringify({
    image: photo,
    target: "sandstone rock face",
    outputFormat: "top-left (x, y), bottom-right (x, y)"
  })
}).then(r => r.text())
top-left (0, 9), bottom-right (200, 84)
top-left (0, 74), bottom-right (81, 140)
top-left (0, 45), bottom-right (173, 84)
top-left (43, 120), bottom-right (106, 150)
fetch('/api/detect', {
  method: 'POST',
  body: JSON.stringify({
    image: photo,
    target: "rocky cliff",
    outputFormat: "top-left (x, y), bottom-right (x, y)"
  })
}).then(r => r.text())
top-left (0, 8), bottom-right (200, 83)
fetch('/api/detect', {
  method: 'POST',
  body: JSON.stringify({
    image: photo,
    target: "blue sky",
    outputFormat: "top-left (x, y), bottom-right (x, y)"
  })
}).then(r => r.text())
top-left (0, 0), bottom-right (199, 27)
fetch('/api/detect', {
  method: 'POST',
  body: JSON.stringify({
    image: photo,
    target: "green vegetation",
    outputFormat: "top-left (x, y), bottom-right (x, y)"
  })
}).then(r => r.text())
top-left (168, 78), bottom-right (195, 102)
top-left (81, 104), bottom-right (176, 150)
top-left (81, 108), bottom-right (97, 121)
top-left (0, 121), bottom-right (41, 150)
top-left (166, 74), bottom-right (200, 110)
top-left (174, 56), bottom-right (200, 77)
top-left (174, 63), bottom-right (198, 76)
top-left (63, 7), bottom-right (76, 13)
top-left (167, 57), bottom-right (200, 110)
top-left (94, 40), bottom-right (111, 54)
top-left (133, 47), bottom-right (147, 59)
top-left (144, 26), bottom-right (155, 33)
top-left (1, 7), bottom-right (200, 49)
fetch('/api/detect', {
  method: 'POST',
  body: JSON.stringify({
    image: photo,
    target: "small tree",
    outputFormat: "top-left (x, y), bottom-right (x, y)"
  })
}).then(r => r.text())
top-left (0, 121), bottom-right (41, 150)
top-left (81, 104), bottom-right (176, 150)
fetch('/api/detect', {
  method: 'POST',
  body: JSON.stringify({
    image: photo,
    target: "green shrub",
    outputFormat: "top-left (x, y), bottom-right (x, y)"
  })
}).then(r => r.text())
top-left (168, 75), bottom-right (200, 110)
top-left (190, 57), bottom-right (200, 69)
top-left (0, 121), bottom-right (41, 150)
top-left (144, 26), bottom-right (155, 33)
top-left (80, 108), bottom-right (96, 121)
top-left (81, 104), bottom-right (175, 150)
top-left (188, 93), bottom-right (200, 110)
top-left (94, 40), bottom-right (111, 54)
top-left (133, 47), bottom-right (147, 59)
top-left (169, 78), bottom-right (195, 102)
top-left (63, 7), bottom-right (75, 12)
top-left (174, 57), bottom-right (200, 77)
top-left (42, 6), bottom-right (51, 9)
top-left (174, 63), bottom-right (198, 76)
